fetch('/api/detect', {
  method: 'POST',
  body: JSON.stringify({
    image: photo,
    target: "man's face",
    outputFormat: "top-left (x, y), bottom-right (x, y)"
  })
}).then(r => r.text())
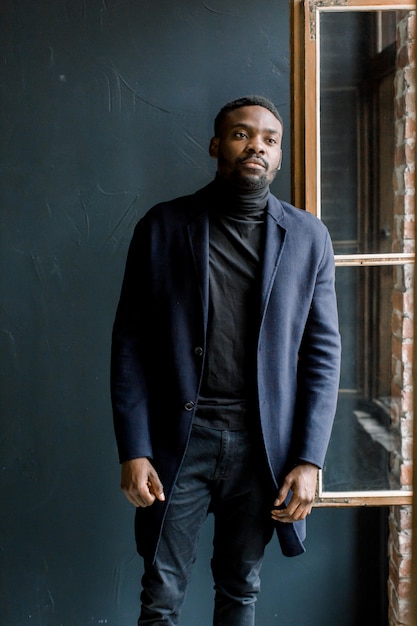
top-left (209, 105), bottom-right (283, 190)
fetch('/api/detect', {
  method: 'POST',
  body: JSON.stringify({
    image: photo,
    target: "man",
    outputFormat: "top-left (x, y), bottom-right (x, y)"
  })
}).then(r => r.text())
top-left (111, 95), bottom-right (341, 625)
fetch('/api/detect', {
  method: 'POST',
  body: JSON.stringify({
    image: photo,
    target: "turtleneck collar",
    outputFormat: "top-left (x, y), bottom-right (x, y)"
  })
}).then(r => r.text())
top-left (211, 175), bottom-right (269, 220)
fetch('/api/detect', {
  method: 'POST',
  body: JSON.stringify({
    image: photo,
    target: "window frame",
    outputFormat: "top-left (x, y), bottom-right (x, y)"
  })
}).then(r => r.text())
top-left (291, 0), bottom-right (414, 506)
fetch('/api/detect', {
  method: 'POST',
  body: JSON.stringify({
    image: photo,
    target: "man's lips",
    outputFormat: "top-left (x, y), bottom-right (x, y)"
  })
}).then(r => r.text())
top-left (238, 157), bottom-right (267, 169)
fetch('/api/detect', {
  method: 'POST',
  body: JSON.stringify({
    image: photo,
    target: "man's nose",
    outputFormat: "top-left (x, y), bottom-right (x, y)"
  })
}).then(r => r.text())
top-left (246, 137), bottom-right (265, 153)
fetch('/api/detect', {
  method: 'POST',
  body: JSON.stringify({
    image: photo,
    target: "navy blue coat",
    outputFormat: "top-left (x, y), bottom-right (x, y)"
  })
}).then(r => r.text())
top-left (111, 181), bottom-right (341, 560)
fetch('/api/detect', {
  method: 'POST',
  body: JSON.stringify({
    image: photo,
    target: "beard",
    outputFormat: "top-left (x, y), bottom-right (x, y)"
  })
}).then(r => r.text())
top-left (228, 166), bottom-right (279, 191)
top-left (216, 151), bottom-right (280, 191)
top-left (231, 170), bottom-right (270, 190)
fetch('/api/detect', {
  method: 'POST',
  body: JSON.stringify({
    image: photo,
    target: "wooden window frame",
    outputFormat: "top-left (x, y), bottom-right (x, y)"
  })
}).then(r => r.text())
top-left (291, 0), bottom-right (414, 506)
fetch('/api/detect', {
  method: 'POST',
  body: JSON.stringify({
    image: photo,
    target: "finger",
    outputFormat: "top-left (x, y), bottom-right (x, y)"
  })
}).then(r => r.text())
top-left (274, 484), bottom-right (290, 507)
top-left (271, 502), bottom-right (312, 522)
top-left (148, 475), bottom-right (165, 502)
top-left (272, 511), bottom-right (295, 523)
top-left (272, 493), bottom-right (301, 518)
top-left (123, 484), bottom-right (156, 508)
top-left (271, 507), bottom-right (293, 523)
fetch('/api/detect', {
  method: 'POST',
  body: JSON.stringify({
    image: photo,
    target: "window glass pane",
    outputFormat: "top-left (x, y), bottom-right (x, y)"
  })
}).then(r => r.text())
top-left (320, 88), bottom-right (358, 249)
top-left (319, 11), bottom-right (400, 255)
top-left (322, 264), bottom-right (413, 491)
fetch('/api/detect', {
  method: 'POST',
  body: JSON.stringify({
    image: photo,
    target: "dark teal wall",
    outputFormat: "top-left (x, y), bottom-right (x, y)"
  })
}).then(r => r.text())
top-left (0, 1), bottom-right (387, 624)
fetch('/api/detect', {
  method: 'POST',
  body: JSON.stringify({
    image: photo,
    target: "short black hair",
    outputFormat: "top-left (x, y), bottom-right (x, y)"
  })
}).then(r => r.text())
top-left (214, 95), bottom-right (283, 136)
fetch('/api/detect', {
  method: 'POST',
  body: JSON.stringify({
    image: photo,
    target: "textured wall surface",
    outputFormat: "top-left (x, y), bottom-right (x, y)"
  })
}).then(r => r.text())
top-left (0, 1), bottom-right (386, 624)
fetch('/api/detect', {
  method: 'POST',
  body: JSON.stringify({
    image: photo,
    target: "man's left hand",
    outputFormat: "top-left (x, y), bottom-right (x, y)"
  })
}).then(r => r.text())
top-left (271, 463), bottom-right (318, 523)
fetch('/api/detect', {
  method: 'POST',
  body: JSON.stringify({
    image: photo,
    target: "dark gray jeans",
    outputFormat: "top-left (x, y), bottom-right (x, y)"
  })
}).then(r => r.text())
top-left (138, 424), bottom-right (274, 626)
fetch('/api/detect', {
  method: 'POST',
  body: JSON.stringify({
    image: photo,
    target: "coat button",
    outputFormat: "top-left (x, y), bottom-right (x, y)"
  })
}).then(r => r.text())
top-left (194, 346), bottom-right (203, 356)
top-left (184, 401), bottom-right (195, 411)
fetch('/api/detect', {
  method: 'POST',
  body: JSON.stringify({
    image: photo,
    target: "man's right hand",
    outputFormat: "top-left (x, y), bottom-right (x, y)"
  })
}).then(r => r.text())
top-left (121, 457), bottom-right (165, 508)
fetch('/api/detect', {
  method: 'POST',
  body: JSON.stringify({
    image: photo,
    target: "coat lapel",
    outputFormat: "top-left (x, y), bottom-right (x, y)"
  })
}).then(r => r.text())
top-left (260, 197), bottom-right (287, 321)
top-left (187, 210), bottom-right (210, 326)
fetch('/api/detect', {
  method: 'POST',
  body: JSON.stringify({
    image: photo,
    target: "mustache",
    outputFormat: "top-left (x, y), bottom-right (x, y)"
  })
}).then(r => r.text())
top-left (237, 155), bottom-right (268, 169)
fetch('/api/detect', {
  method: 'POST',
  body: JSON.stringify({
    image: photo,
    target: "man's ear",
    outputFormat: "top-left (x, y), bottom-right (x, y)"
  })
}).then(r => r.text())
top-left (209, 137), bottom-right (219, 158)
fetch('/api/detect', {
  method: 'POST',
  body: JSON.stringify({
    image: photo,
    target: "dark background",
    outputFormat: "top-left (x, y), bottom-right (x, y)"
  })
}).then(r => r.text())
top-left (0, 1), bottom-right (386, 624)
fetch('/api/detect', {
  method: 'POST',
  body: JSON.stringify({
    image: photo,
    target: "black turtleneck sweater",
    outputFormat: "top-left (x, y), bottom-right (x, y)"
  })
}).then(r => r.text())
top-left (195, 177), bottom-right (269, 430)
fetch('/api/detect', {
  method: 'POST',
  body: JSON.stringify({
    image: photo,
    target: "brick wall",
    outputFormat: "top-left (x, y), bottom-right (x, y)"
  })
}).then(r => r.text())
top-left (388, 10), bottom-right (415, 626)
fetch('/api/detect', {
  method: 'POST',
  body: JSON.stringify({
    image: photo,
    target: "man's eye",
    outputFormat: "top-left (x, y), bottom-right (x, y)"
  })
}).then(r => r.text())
top-left (267, 138), bottom-right (277, 144)
top-left (234, 132), bottom-right (247, 138)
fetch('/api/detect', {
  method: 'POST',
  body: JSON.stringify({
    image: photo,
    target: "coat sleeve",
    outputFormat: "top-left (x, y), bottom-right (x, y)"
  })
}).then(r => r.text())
top-left (294, 230), bottom-right (341, 469)
top-left (111, 219), bottom-right (154, 463)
